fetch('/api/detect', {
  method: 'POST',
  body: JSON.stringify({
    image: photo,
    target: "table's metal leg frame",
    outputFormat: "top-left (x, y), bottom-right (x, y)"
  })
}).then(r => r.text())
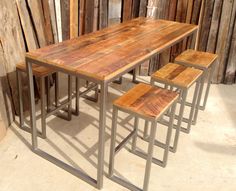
top-left (26, 60), bottom-right (107, 189)
top-left (16, 69), bottom-right (46, 139)
top-left (97, 82), bottom-right (108, 189)
top-left (26, 61), bottom-right (38, 150)
top-left (109, 106), bottom-right (157, 191)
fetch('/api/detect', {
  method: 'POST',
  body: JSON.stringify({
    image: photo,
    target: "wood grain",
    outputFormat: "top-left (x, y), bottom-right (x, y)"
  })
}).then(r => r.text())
top-left (17, 63), bottom-right (53, 77)
top-left (152, 63), bottom-right (203, 88)
top-left (175, 49), bottom-right (218, 69)
top-left (26, 18), bottom-right (197, 81)
top-left (114, 83), bottom-right (178, 119)
top-left (16, 0), bottom-right (38, 51)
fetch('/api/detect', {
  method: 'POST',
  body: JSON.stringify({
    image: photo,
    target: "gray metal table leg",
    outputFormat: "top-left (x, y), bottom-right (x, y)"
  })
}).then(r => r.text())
top-left (97, 82), bottom-right (108, 189)
top-left (26, 61), bottom-right (38, 150)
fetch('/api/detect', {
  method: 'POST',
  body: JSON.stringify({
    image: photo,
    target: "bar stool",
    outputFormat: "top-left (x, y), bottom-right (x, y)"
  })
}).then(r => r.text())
top-left (16, 63), bottom-right (73, 138)
top-left (175, 49), bottom-right (218, 123)
top-left (109, 83), bottom-right (178, 191)
top-left (145, 63), bottom-right (203, 136)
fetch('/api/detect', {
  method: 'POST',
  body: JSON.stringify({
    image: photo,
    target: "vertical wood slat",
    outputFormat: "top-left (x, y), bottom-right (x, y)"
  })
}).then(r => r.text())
top-left (139, 0), bottom-right (148, 17)
top-left (198, 0), bottom-right (215, 51)
top-left (132, 0), bottom-right (140, 18)
top-left (27, 0), bottom-right (47, 47)
top-left (168, 0), bottom-right (178, 21)
top-left (79, 0), bottom-right (85, 35)
top-left (99, 0), bottom-right (108, 29)
top-left (55, 0), bottom-right (63, 42)
top-left (93, 0), bottom-right (99, 31)
top-left (70, 0), bottom-right (78, 38)
top-left (122, 0), bottom-right (133, 21)
top-left (214, 0), bottom-right (235, 83)
top-left (206, 0), bottom-right (223, 53)
top-left (191, 0), bottom-right (203, 24)
top-left (16, 0), bottom-right (38, 51)
top-left (42, 0), bottom-right (54, 44)
top-left (85, 0), bottom-right (95, 33)
top-left (224, 15), bottom-right (236, 84)
top-left (60, 0), bottom-right (70, 40)
top-left (48, 0), bottom-right (59, 43)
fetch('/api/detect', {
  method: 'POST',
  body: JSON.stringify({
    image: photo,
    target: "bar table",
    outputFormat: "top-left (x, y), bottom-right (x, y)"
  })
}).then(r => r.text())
top-left (25, 17), bottom-right (198, 189)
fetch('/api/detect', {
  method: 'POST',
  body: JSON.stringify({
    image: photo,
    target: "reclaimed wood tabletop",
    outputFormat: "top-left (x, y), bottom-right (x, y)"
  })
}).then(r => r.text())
top-left (26, 17), bottom-right (198, 82)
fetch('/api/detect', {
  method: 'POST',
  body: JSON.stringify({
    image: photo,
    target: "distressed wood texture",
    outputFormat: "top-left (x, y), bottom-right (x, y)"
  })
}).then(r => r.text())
top-left (26, 18), bottom-right (197, 81)
top-left (214, 0), bottom-right (235, 83)
top-left (17, 63), bottom-right (53, 77)
top-left (175, 49), bottom-right (218, 69)
top-left (122, 0), bottom-right (133, 21)
top-left (60, 0), bottom-right (70, 40)
top-left (206, 0), bottom-right (223, 53)
top-left (152, 63), bottom-right (203, 88)
top-left (0, 0), bottom-right (26, 134)
top-left (114, 83), bottom-right (178, 119)
top-left (0, 42), bottom-right (14, 141)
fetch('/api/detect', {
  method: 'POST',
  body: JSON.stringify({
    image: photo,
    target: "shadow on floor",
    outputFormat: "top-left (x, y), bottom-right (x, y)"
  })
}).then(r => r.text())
top-left (194, 141), bottom-right (236, 155)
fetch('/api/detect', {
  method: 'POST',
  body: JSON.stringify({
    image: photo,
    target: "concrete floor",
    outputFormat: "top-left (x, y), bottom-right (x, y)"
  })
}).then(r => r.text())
top-left (0, 74), bottom-right (236, 191)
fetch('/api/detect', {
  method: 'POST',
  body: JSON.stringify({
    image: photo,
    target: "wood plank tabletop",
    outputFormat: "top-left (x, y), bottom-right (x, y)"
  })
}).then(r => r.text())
top-left (26, 17), bottom-right (198, 82)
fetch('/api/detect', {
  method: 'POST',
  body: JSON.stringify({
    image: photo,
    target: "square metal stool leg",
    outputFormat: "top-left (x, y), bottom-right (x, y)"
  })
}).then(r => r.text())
top-left (67, 75), bottom-right (72, 121)
top-left (109, 106), bottom-right (157, 191)
top-left (54, 72), bottom-right (59, 108)
top-left (200, 63), bottom-right (216, 110)
top-left (40, 76), bottom-right (46, 138)
top-left (75, 77), bottom-right (80, 116)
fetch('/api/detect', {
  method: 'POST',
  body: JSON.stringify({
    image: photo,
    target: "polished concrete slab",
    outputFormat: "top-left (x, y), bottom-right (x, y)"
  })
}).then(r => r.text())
top-left (0, 74), bottom-right (236, 191)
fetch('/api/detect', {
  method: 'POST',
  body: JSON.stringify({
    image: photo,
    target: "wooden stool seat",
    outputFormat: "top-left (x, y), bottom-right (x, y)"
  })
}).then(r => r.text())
top-left (114, 83), bottom-right (178, 119)
top-left (151, 63), bottom-right (203, 89)
top-left (175, 49), bottom-right (218, 69)
top-left (17, 62), bottom-right (53, 77)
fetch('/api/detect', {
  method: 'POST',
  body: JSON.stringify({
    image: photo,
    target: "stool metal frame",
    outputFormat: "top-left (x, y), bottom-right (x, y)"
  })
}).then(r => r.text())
top-left (144, 73), bottom-right (203, 136)
top-left (175, 55), bottom-right (218, 124)
top-left (109, 99), bottom-right (177, 191)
